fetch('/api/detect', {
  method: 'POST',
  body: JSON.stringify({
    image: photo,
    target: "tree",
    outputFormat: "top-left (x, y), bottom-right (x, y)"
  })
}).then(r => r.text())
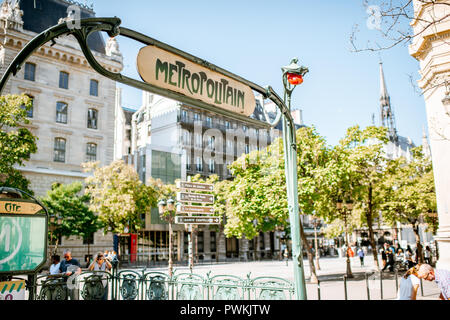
top-left (0, 94), bottom-right (37, 194)
top-left (41, 182), bottom-right (102, 257)
top-left (225, 127), bottom-right (331, 282)
top-left (83, 160), bottom-right (158, 234)
top-left (381, 146), bottom-right (437, 263)
top-left (322, 125), bottom-right (390, 270)
top-left (352, 1), bottom-right (450, 52)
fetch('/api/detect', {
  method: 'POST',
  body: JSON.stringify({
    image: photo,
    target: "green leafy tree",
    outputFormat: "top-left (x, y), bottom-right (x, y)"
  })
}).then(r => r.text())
top-left (0, 94), bottom-right (37, 193)
top-left (381, 146), bottom-right (437, 263)
top-left (41, 182), bottom-right (102, 257)
top-left (83, 160), bottom-right (158, 234)
top-left (325, 125), bottom-right (390, 269)
top-left (225, 127), bottom-right (331, 282)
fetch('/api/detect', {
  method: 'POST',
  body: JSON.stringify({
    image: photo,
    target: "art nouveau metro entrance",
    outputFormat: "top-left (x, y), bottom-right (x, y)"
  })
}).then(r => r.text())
top-left (0, 17), bottom-right (309, 299)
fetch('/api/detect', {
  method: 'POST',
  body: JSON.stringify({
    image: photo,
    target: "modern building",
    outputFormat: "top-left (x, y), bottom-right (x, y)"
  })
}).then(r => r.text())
top-left (118, 90), bottom-right (305, 264)
top-left (409, 0), bottom-right (450, 270)
top-left (0, 0), bottom-right (123, 263)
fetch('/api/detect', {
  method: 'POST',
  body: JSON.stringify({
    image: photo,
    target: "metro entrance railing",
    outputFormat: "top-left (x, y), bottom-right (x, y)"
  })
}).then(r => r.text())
top-left (28, 268), bottom-right (294, 300)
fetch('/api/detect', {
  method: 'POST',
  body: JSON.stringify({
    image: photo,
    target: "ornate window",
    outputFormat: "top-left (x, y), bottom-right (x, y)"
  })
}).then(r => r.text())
top-left (87, 108), bottom-right (98, 129)
top-left (56, 102), bottom-right (68, 124)
top-left (86, 143), bottom-right (97, 162)
top-left (53, 138), bottom-right (66, 162)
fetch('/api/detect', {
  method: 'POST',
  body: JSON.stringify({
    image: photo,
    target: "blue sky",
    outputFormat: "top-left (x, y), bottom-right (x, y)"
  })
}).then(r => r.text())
top-left (92, 0), bottom-right (427, 147)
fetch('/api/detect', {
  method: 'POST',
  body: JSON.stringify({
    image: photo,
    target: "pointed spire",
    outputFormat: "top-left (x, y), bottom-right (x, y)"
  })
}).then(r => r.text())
top-left (378, 61), bottom-right (398, 143)
top-left (379, 62), bottom-right (390, 102)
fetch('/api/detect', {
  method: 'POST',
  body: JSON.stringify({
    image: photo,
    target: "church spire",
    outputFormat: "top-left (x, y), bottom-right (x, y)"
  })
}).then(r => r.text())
top-left (379, 62), bottom-right (398, 142)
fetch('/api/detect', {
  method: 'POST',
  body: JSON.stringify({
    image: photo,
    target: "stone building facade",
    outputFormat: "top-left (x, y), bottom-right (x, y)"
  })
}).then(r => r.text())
top-left (0, 0), bottom-right (123, 263)
top-left (409, 0), bottom-right (450, 270)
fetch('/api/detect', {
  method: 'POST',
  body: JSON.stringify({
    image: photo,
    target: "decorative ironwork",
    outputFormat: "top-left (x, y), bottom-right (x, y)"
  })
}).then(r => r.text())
top-left (80, 273), bottom-right (108, 300)
top-left (209, 275), bottom-right (244, 300)
top-left (37, 277), bottom-right (67, 300)
top-left (174, 273), bottom-right (205, 300)
top-left (119, 273), bottom-right (139, 300)
top-left (145, 275), bottom-right (168, 300)
top-left (0, 17), bottom-right (307, 299)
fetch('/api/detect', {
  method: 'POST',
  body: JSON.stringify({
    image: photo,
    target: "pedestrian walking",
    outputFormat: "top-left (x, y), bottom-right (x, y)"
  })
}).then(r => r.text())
top-left (424, 246), bottom-right (432, 265)
top-left (89, 252), bottom-right (112, 300)
top-left (417, 264), bottom-right (450, 300)
top-left (382, 248), bottom-right (395, 272)
top-left (357, 247), bottom-right (365, 266)
top-left (396, 265), bottom-right (421, 300)
top-left (405, 246), bottom-right (415, 269)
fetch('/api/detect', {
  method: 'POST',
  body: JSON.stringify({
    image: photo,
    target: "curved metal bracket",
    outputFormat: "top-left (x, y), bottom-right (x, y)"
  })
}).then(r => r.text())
top-left (0, 17), bottom-right (295, 130)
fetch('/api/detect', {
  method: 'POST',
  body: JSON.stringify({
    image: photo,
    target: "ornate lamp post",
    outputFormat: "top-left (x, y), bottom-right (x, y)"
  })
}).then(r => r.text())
top-left (337, 200), bottom-right (354, 278)
top-left (281, 58), bottom-right (309, 300)
top-left (158, 198), bottom-right (175, 277)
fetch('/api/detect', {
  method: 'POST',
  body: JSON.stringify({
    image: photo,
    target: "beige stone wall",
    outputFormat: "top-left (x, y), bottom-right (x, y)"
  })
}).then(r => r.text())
top-left (410, 0), bottom-right (450, 270)
top-left (0, 10), bottom-right (123, 266)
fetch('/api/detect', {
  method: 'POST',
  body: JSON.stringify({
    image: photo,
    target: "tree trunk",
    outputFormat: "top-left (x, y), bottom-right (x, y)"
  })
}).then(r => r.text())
top-left (412, 222), bottom-right (424, 264)
top-left (216, 225), bottom-right (225, 263)
top-left (299, 218), bottom-right (318, 283)
top-left (367, 184), bottom-right (380, 269)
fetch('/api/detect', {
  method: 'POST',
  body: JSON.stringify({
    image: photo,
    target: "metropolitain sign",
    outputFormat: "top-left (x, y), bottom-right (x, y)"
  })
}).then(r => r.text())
top-left (137, 46), bottom-right (256, 117)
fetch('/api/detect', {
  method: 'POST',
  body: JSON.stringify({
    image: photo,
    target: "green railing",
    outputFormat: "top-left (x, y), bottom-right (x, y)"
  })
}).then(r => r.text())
top-left (30, 268), bottom-right (294, 300)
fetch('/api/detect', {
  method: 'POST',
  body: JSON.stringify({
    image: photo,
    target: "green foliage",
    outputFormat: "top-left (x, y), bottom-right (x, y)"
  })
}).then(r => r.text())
top-left (40, 182), bottom-right (101, 242)
top-left (224, 126), bottom-right (331, 239)
top-left (381, 146), bottom-right (437, 233)
top-left (83, 160), bottom-right (158, 234)
top-left (0, 94), bottom-right (37, 194)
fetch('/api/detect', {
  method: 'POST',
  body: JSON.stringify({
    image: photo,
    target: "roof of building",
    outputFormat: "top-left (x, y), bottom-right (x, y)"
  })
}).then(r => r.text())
top-left (20, 0), bottom-right (105, 53)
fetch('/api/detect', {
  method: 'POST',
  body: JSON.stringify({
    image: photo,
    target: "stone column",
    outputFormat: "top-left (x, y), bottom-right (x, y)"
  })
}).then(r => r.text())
top-left (264, 232), bottom-right (271, 259)
top-left (218, 230), bottom-right (227, 261)
top-left (239, 238), bottom-right (249, 261)
top-left (203, 230), bottom-right (211, 261)
top-left (409, 0), bottom-right (450, 270)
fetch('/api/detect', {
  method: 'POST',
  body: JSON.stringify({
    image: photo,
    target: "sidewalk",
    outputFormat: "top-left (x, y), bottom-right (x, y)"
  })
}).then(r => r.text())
top-left (141, 256), bottom-right (441, 300)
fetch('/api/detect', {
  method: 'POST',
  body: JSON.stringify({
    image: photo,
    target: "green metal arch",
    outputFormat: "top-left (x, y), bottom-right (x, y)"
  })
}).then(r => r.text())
top-left (0, 17), bottom-right (294, 129)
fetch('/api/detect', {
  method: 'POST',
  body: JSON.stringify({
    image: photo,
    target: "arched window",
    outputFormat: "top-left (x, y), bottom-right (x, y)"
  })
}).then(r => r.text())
top-left (87, 108), bottom-right (98, 129)
top-left (56, 102), bottom-right (68, 123)
top-left (86, 143), bottom-right (97, 162)
top-left (54, 137), bottom-right (66, 162)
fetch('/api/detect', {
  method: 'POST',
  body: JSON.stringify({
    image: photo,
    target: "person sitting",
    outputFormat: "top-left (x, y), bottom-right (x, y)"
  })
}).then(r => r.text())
top-left (49, 255), bottom-right (61, 275)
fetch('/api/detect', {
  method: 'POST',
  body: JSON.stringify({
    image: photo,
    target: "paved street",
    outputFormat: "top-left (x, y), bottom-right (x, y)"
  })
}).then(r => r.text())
top-left (141, 256), bottom-right (441, 300)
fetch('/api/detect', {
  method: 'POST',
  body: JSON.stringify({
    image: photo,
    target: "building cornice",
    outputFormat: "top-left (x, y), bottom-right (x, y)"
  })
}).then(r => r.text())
top-left (0, 30), bottom-right (123, 72)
